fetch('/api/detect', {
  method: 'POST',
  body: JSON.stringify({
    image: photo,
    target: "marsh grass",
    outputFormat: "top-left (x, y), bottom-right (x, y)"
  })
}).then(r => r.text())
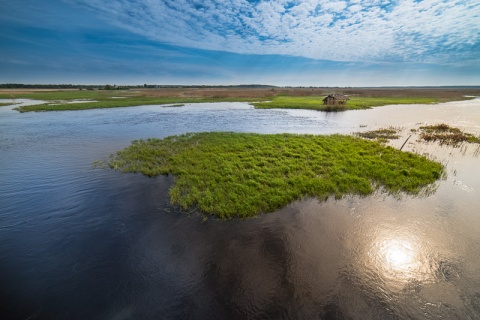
top-left (252, 96), bottom-right (446, 111)
top-left (4, 89), bottom-right (464, 112)
top-left (5, 90), bottom-right (267, 112)
top-left (107, 132), bottom-right (444, 219)
top-left (15, 97), bottom-right (260, 112)
top-left (419, 124), bottom-right (480, 146)
top-left (355, 127), bottom-right (402, 142)
top-left (13, 96), bottom-right (264, 112)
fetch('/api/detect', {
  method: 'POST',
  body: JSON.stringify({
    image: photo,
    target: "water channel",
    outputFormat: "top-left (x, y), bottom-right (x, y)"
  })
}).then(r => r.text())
top-left (1, 99), bottom-right (479, 319)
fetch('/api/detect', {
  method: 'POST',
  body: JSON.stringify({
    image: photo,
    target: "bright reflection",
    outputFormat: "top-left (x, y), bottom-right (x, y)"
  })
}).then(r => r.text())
top-left (367, 233), bottom-right (435, 287)
top-left (382, 239), bottom-right (416, 272)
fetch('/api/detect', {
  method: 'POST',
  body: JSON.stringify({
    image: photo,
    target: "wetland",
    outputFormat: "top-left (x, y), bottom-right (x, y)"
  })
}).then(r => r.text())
top-left (2, 86), bottom-right (477, 112)
top-left (1, 94), bottom-right (480, 319)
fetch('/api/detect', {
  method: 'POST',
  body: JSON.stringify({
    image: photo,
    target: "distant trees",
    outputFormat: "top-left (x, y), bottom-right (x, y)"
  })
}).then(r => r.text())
top-left (0, 83), bottom-right (130, 90)
top-left (0, 83), bottom-right (281, 90)
top-left (0, 83), bottom-right (82, 89)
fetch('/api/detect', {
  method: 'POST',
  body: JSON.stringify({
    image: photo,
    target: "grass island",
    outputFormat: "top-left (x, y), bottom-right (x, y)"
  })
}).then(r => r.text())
top-left (107, 132), bottom-right (444, 219)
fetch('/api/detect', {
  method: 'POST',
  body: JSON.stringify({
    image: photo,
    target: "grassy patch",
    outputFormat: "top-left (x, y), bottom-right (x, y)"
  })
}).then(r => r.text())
top-left (419, 124), bottom-right (480, 145)
top-left (252, 96), bottom-right (449, 111)
top-left (107, 132), bottom-right (444, 219)
top-left (252, 96), bottom-right (349, 111)
top-left (355, 127), bottom-right (402, 142)
top-left (0, 103), bottom-right (13, 107)
top-left (14, 97), bottom-right (185, 112)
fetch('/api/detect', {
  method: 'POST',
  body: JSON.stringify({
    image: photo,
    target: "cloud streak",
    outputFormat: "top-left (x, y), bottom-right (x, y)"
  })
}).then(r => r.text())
top-left (69, 0), bottom-right (480, 64)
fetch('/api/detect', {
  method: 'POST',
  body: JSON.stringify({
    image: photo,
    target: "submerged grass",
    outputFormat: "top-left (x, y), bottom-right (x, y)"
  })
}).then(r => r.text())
top-left (419, 123), bottom-right (480, 146)
top-left (355, 127), bottom-right (402, 142)
top-left (107, 132), bottom-right (444, 219)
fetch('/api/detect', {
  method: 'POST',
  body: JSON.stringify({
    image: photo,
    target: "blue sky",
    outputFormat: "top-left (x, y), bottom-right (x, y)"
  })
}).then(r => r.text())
top-left (1, 0), bottom-right (479, 86)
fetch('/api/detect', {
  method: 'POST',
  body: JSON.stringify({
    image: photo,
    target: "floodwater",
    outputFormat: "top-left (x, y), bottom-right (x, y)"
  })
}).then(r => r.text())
top-left (1, 98), bottom-right (480, 319)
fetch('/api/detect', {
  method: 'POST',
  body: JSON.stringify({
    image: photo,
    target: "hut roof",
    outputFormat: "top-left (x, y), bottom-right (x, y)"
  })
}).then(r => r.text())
top-left (323, 94), bottom-right (349, 101)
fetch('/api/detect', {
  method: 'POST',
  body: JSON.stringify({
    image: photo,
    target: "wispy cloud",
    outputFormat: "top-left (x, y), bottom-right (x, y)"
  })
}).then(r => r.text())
top-left (68, 0), bottom-right (480, 64)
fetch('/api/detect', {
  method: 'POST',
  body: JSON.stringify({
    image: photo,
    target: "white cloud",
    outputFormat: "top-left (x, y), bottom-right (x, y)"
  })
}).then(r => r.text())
top-left (322, 1), bottom-right (348, 13)
top-left (69, 0), bottom-right (480, 64)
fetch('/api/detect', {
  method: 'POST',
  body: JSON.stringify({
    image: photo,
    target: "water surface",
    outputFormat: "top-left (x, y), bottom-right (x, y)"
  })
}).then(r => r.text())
top-left (1, 99), bottom-right (480, 319)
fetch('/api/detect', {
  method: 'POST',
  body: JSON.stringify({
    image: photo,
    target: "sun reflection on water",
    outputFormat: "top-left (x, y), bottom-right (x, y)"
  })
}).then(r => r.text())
top-left (367, 232), bottom-right (435, 288)
top-left (382, 239), bottom-right (416, 272)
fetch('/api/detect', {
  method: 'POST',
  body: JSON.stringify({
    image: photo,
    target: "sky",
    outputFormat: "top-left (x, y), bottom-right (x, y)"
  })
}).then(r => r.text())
top-left (1, 0), bottom-right (479, 86)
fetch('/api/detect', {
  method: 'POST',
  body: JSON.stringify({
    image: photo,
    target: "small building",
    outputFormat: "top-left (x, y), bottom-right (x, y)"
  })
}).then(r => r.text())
top-left (323, 94), bottom-right (349, 105)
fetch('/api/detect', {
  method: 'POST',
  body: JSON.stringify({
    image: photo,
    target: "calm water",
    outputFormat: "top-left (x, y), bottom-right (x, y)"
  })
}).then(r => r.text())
top-left (1, 99), bottom-right (480, 319)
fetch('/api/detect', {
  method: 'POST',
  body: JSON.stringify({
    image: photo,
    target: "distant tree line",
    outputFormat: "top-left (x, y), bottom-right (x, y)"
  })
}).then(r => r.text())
top-left (1, 83), bottom-right (89, 89)
top-left (0, 83), bottom-right (132, 90)
top-left (0, 83), bottom-right (279, 90)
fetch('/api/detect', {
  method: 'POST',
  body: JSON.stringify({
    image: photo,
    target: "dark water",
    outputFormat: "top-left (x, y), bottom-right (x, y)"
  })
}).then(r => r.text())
top-left (1, 99), bottom-right (480, 319)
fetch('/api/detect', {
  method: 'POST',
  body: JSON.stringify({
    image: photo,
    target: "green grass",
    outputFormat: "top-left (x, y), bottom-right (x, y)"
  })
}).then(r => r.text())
top-left (252, 96), bottom-right (451, 111)
top-left (106, 132), bottom-right (444, 219)
top-left (0, 103), bottom-right (13, 107)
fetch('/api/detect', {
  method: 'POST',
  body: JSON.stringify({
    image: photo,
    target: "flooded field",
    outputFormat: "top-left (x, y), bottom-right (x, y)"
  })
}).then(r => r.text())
top-left (1, 99), bottom-right (479, 319)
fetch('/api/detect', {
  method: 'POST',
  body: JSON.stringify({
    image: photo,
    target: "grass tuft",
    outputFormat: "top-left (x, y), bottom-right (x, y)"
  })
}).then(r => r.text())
top-left (355, 127), bottom-right (402, 142)
top-left (419, 124), bottom-right (480, 146)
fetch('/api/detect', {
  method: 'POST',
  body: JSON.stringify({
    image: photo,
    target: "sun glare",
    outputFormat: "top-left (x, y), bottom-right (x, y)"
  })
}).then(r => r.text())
top-left (382, 239), bottom-right (416, 271)
top-left (367, 233), bottom-right (435, 287)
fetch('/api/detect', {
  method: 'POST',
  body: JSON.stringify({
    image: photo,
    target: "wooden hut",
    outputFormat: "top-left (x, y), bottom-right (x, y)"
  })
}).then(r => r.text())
top-left (323, 94), bottom-right (349, 105)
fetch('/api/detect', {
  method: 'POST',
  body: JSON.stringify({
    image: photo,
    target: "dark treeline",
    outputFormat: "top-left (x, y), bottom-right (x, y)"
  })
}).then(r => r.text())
top-left (0, 83), bottom-right (277, 90)
top-left (1, 83), bottom-right (131, 90)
